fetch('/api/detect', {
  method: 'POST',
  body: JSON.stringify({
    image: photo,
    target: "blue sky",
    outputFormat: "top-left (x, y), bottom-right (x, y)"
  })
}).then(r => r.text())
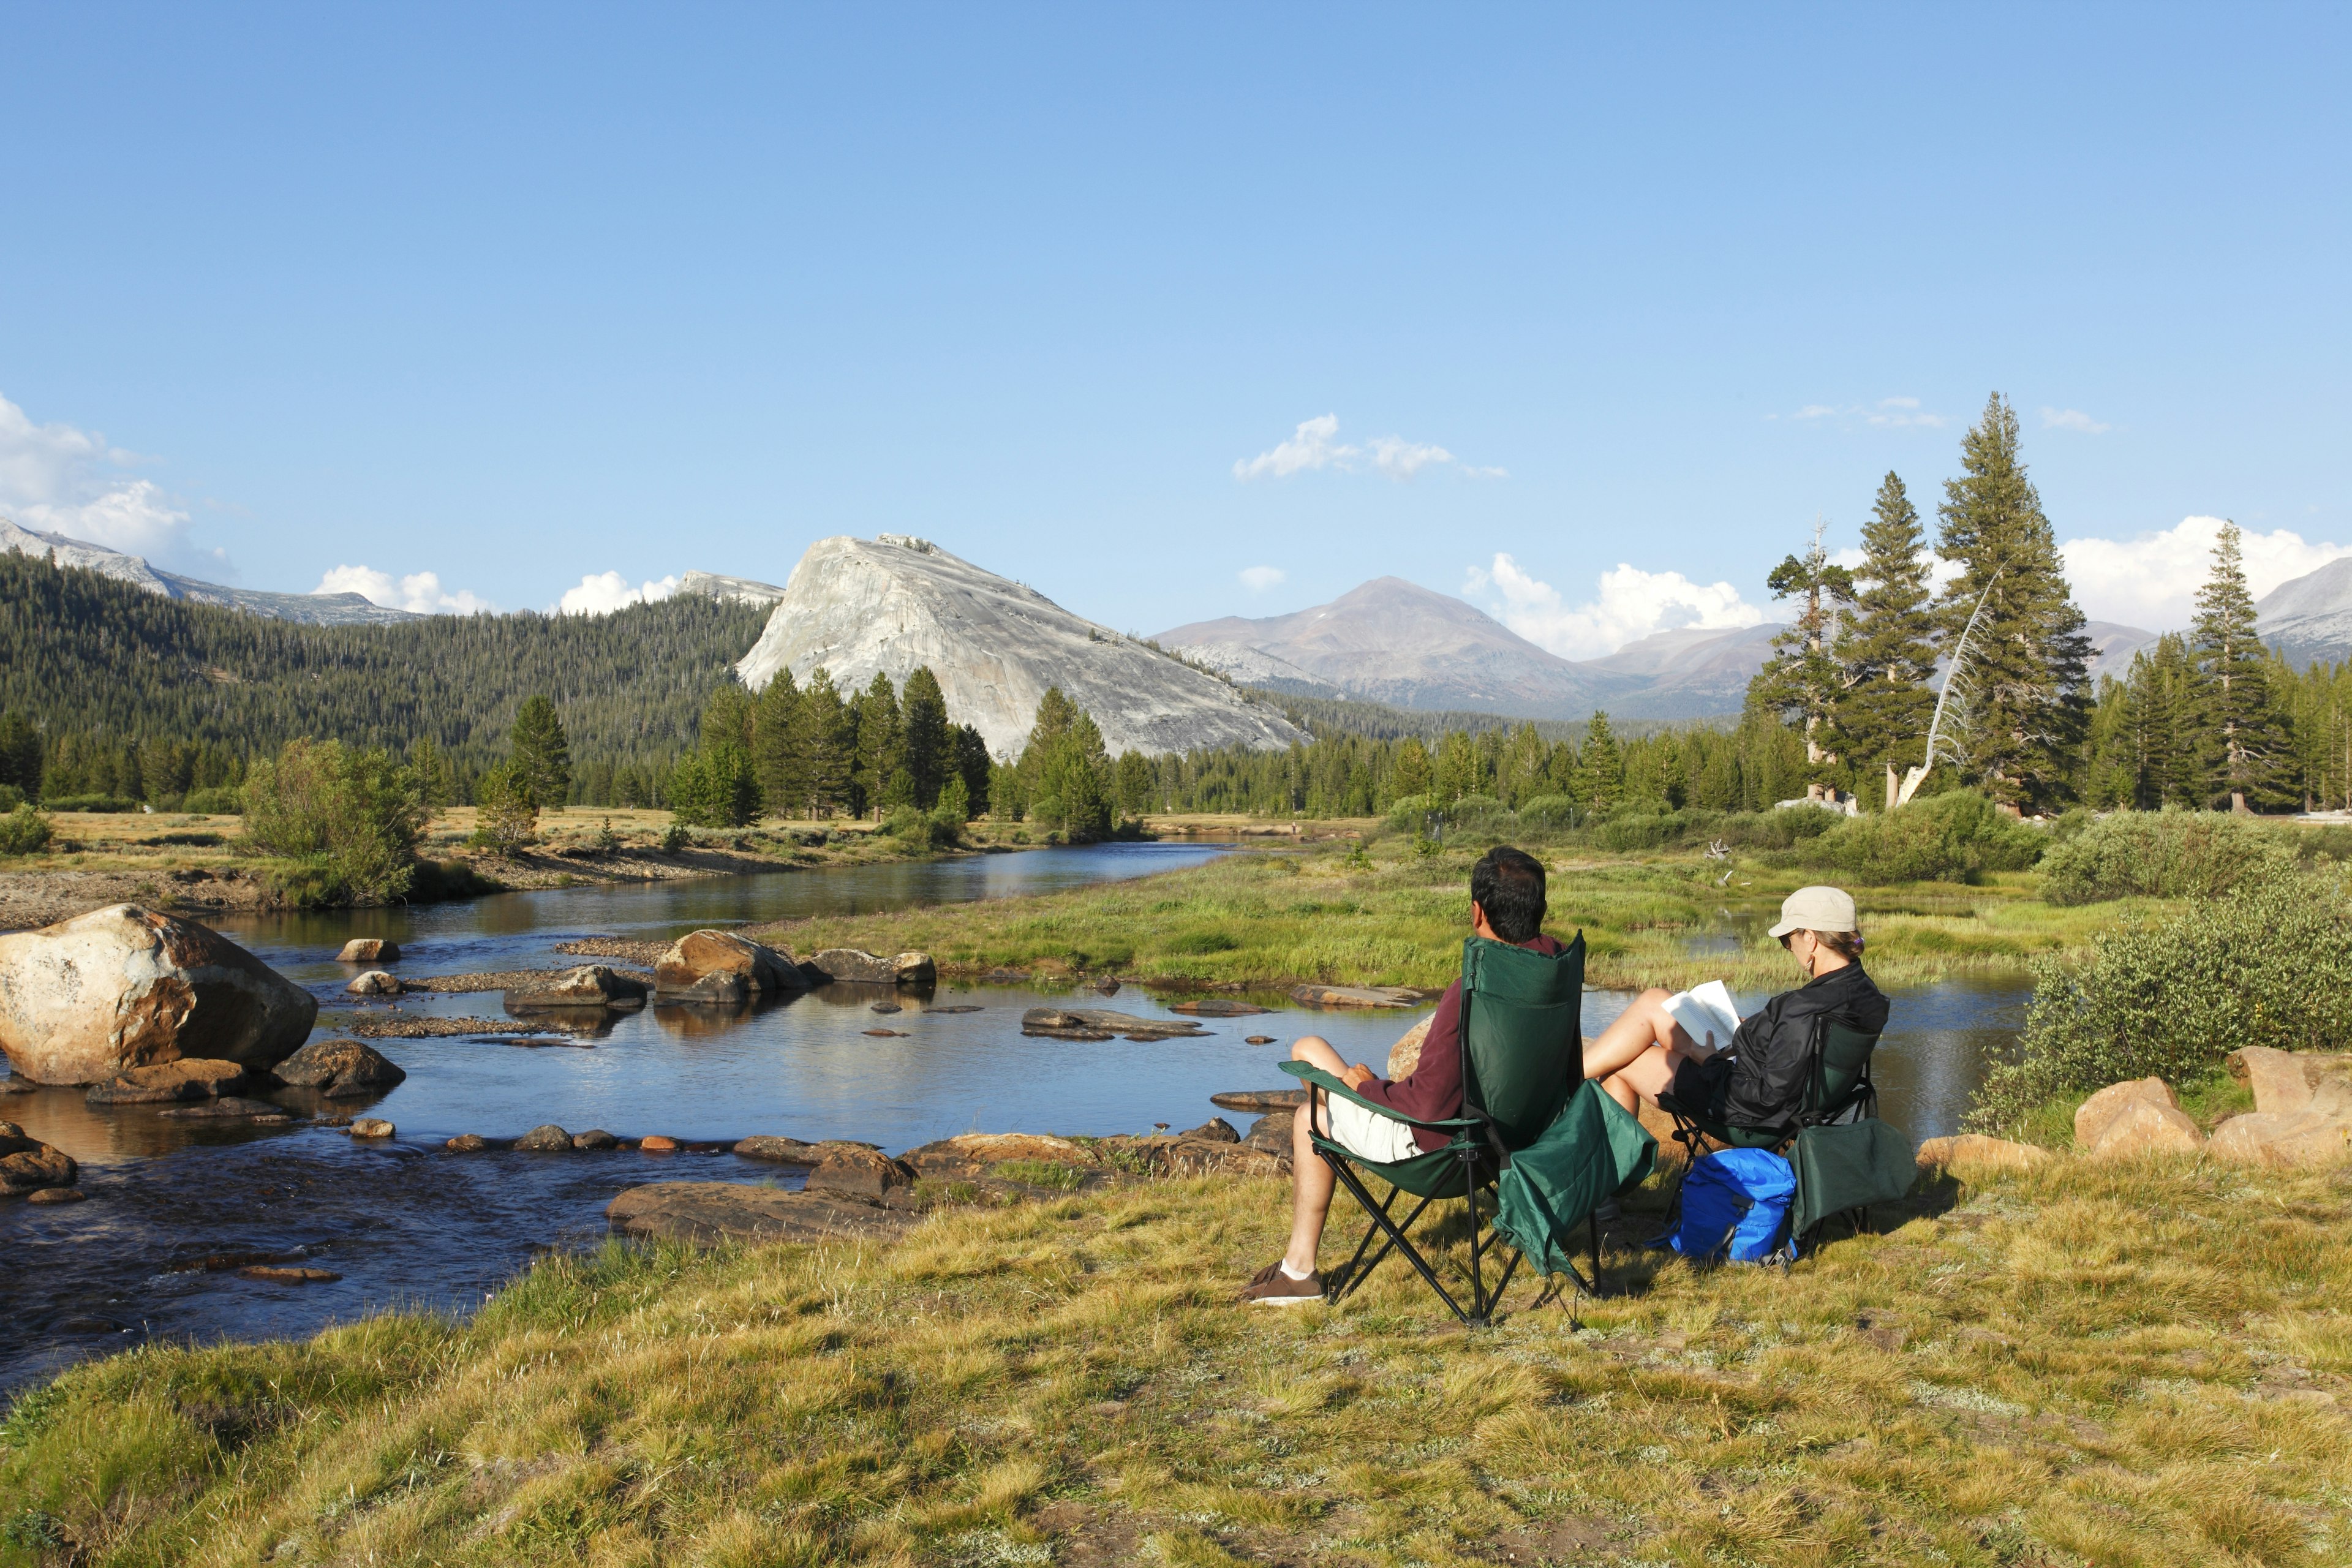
top-left (3, 4), bottom-right (2348, 654)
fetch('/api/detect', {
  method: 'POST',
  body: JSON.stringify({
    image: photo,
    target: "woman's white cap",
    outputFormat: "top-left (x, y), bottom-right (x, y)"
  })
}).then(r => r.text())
top-left (1768, 884), bottom-right (1858, 938)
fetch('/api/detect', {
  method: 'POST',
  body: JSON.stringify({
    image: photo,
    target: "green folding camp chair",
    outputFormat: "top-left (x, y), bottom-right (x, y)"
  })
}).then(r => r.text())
top-left (1654, 1017), bottom-right (1882, 1235)
top-left (1281, 932), bottom-right (1653, 1326)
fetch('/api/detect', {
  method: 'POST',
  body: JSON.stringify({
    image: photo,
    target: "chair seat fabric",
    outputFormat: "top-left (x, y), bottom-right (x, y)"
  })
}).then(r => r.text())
top-left (1491, 1081), bottom-right (1656, 1276)
top-left (1789, 1119), bottom-right (1917, 1237)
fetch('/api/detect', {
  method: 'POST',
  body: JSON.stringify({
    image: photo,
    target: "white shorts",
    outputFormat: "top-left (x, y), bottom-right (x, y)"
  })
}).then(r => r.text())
top-left (1322, 1091), bottom-right (1425, 1163)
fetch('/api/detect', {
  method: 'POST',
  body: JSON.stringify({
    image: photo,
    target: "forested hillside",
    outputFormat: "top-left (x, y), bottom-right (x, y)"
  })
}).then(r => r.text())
top-left (0, 551), bottom-right (767, 797)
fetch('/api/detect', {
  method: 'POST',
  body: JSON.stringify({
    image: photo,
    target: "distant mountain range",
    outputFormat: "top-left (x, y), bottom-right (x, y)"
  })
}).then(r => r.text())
top-left (1158, 578), bottom-right (1782, 721)
top-left (1, 517), bottom-right (418, 627)
top-left (2257, 557), bottom-right (2352, 669)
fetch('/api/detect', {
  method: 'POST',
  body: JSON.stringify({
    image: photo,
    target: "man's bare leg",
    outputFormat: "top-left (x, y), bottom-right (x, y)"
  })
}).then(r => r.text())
top-left (1283, 1035), bottom-right (1349, 1275)
top-left (1581, 989), bottom-right (1704, 1115)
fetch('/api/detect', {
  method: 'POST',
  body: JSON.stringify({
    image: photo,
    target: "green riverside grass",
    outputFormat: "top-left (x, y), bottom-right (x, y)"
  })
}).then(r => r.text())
top-left (4, 1158), bottom-right (2349, 1565)
top-left (755, 834), bottom-right (2166, 995)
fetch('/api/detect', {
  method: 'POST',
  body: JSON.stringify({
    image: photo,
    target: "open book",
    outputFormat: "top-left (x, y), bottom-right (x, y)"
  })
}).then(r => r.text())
top-left (1660, 979), bottom-right (1743, 1054)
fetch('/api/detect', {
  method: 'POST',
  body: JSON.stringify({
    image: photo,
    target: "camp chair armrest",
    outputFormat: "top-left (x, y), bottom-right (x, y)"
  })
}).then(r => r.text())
top-left (1278, 1061), bottom-right (1484, 1129)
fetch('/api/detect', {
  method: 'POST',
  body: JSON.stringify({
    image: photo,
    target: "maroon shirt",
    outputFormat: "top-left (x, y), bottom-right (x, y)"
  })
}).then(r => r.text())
top-left (1354, 932), bottom-right (1566, 1153)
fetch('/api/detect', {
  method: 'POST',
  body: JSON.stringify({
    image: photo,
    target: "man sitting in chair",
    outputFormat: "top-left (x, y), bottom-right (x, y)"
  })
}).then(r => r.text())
top-left (1239, 846), bottom-right (1562, 1305)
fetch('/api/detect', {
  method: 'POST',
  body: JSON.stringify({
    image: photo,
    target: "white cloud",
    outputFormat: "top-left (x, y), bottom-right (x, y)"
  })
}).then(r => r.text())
top-left (556, 571), bottom-right (679, 616)
top-left (1238, 565), bottom-right (1286, 593)
top-left (0, 391), bottom-right (199, 562)
top-left (315, 564), bottom-right (497, 616)
top-left (1784, 396), bottom-right (1948, 429)
top-left (2060, 516), bottom-right (2351, 630)
top-left (1464, 554), bottom-right (1765, 661)
top-left (1233, 415), bottom-right (1501, 482)
top-left (2041, 406), bottom-right (2113, 434)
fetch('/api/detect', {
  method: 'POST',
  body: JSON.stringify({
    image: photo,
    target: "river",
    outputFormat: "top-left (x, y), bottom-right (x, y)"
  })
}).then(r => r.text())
top-left (0, 844), bottom-right (2026, 1391)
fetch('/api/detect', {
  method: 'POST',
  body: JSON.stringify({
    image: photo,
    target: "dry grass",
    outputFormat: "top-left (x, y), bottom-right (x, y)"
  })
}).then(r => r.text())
top-left (6, 1155), bottom-right (2349, 1566)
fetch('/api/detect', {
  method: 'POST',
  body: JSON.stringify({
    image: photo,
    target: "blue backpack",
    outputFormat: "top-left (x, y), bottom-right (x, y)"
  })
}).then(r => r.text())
top-left (1660, 1147), bottom-right (1796, 1263)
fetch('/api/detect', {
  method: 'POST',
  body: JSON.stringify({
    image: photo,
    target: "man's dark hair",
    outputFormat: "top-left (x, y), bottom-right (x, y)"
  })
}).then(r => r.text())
top-left (1471, 845), bottom-right (1547, 943)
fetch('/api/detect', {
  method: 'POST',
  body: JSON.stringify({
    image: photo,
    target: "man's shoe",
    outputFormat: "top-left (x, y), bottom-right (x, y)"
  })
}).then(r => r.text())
top-left (1238, 1261), bottom-right (1324, 1306)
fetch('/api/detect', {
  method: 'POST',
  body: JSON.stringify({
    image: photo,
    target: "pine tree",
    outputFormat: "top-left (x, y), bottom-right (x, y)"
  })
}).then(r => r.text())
top-left (952, 723), bottom-right (993, 818)
top-left (1114, 750), bottom-right (1156, 821)
top-left (1830, 473), bottom-right (1940, 806)
top-left (899, 666), bottom-right (950, 809)
top-left (2190, 520), bottom-right (2289, 812)
top-left (1574, 712), bottom-right (1625, 810)
top-left (752, 667), bottom-right (804, 817)
top-left (790, 668), bottom-right (852, 818)
top-left (471, 758), bottom-right (539, 852)
top-left (1934, 393), bottom-right (2093, 811)
top-left (510, 695), bottom-right (573, 807)
top-left (1755, 520), bottom-right (1856, 792)
top-left (406, 735), bottom-right (455, 813)
top-left (2124, 636), bottom-right (2206, 808)
top-left (1390, 737), bottom-right (1433, 799)
top-left (1434, 730), bottom-right (1481, 801)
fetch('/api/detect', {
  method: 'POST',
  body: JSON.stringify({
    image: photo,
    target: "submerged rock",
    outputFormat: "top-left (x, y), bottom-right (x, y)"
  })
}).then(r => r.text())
top-left (27, 1186), bottom-right (86, 1205)
top-left (160, 1096), bottom-right (296, 1124)
top-left (85, 1058), bottom-right (251, 1105)
top-left (1292, 984), bottom-right (1419, 1010)
top-left (606, 1181), bottom-right (916, 1245)
top-left (503, 964), bottom-right (649, 1009)
top-left (1166, 998), bottom-right (1268, 1017)
top-left (734, 1134), bottom-right (825, 1163)
top-left (0, 904), bottom-right (318, 1085)
top-left (445, 1134), bottom-right (491, 1152)
top-left (241, 1265), bottom-right (341, 1284)
top-left (572, 1128), bottom-right (619, 1150)
top-left (0, 1121), bottom-right (77, 1195)
top-left (271, 1038), bottom-right (406, 1099)
top-left (349, 1118), bottom-right (394, 1139)
top-left (1021, 1008), bottom-right (1206, 1040)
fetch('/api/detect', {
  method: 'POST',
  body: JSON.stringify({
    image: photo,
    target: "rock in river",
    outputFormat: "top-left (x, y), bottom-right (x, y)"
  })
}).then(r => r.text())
top-left (654, 930), bottom-right (809, 1003)
top-left (807, 1145), bottom-right (917, 1202)
top-left (345, 970), bottom-right (402, 997)
top-left (1021, 1008), bottom-right (1207, 1041)
top-left (337, 938), bottom-right (402, 964)
top-left (349, 1118), bottom-right (394, 1139)
top-left (0, 1121), bottom-right (77, 1196)
top-left (573, 1128), bottom-right (619, 1150)
top-left (0, 904), bottom-right (318, 1085)
top-left (85, 1058), bottom-right (251, 1105)
top-left (607, 1182), bottom-right (916, 1245)
top-left (1291, 983), bottom-right (1420, 1009)
top-left (271, 1038), bottom-right (407, 1098)
top-left (503, 965), bottom-right (649, 1009)
top-left (160, 1096), bottom-right (296, 1125)
top-left (514, 1123), bottom-right (573, 1152)
top-left (807, 948), bottom-right (937, 987)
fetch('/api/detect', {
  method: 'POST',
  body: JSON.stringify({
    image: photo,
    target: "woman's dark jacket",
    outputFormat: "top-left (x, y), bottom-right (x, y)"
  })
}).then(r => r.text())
top-left (1718, 962), bottom-right (1888, 1131)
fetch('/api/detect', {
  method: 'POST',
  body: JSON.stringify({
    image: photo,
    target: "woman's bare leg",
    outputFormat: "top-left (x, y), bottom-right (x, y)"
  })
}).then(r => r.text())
top-left (1583, 989), bottom-right (1702, 1114)
top-left (1283, 1036), bottom-right (1348, 1274)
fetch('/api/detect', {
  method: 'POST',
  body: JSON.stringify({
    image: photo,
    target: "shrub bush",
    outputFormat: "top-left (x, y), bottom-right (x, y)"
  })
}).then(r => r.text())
top-left (1803, 791), bottom-right (2044, 884)
top-left (1967, 872), bottom-right (2352, 1134)
top-left (470, 759), bottom-right (540, 854)
top-left (180, 786), bottom-right (243, 815)
top-left (39, 794), bottom-right (140, 813)
top-left (243, 739), bottom-right (426, 903)
top-left (1515, 794), bottom-right (1583, 831)
top-left (2038, 809), bottom-right (2296, 906)
top-left (1714, 805), bottom-right (1838, 851)
top-left (0, 783), bottom-right (19, 812)
top-left (1384, 793), bottom-right (1441, 829)
top-left (0, 802), bottom-right (52, 856)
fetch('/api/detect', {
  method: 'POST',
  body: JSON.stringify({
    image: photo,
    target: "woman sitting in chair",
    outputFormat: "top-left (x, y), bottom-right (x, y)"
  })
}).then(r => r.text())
top-left (1582, 884), bottom-right (1887, 1131)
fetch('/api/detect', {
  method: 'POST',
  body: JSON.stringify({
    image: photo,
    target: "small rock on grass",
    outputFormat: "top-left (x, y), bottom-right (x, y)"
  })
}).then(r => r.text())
top-left (241, 1265), bottom-right (341, 1284)
top-left (1182, 1117), bottom-right (1239, 1144)
top-left (349, 1118), bottom-right (394, 1139)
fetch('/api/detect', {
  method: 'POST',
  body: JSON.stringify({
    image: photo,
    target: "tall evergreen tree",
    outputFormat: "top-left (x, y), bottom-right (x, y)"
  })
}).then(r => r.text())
top-left (952, 723), bottom-right (993, 818)
top-left (752, 667), bottom-right (804, 816)
top-left (1390, 737), bottom-right (1433, 799)
top-left (1573, 712), bottom-right (1625, 810)
top-left (1934, 393), bottom-right (2092, 811)
top-left (2190, 520), bottom-right (2289, 812)
top-left (899, 666), bottom-right (951, 809)
top-left (787, 668), bottom-right (852, 818)
top-left (0, 711), bottom-right (44, 796)
top-left (510, 695), bottom-right (573, 807)
top-left (406, 735), bottom-right (455, 813)
top-left (2123, 636), bottom-right (2207, 809)
top-left (1830, 473), bottom-right (1939, 805)
top-left (1754, 520), bottom-right (1856, 790)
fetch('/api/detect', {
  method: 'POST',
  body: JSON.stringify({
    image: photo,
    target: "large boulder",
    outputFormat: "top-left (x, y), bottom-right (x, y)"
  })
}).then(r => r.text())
top-left (807, 1145), bottom-right (918, 1202)
top-left (2074, 1078), bottom-right (2181, 1149)
top-left (336, 938), bottom-right (402, 964)
top-left (0, 905), bottom-right (318, 1085)
top-left (2085, 1099), bottom-right (2205, 1159)
top-left (503, 965), bottom-right (649, 1009)
top-left (807, 949), bottom-right (936, 987)
top-left (655, 931), bottom-right (809, 1003)
top-left (2209, 1079), bottom-right (2352, 1168)
top-left (0, 1121), bottom-right (77, 1195)
top-left (271, 1038), bottom-right (407, 1099)
top-left (1385, 1017), bottom-right (1434, 1079)
top-left (85, 1058), bottom-right (250, 1105)
top-left (2229, 1046), bottom-right (2352, 1116)
top-left (514, 1123), bottom-right (573, 1152)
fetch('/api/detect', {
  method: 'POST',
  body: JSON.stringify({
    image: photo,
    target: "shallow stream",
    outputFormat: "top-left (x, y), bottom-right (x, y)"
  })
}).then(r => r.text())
top-left (0, 844), bottom-right (2026, 1391)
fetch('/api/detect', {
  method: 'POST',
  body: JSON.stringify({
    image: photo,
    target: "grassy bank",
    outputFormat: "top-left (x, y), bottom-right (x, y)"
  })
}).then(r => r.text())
top-left (753, 834), bottom-right (2160, 993)
top-left (6, 1155), bottom-right (2348, 1566)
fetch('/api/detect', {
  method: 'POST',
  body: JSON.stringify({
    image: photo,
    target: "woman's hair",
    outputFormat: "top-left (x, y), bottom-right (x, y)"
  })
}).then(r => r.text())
top-left (1792, 927), bottom-right (1863, 960)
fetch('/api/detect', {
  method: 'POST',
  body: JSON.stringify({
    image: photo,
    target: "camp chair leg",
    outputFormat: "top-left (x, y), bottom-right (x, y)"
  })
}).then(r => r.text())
top-left (1463, 1148), bottom-right (1491, 1325)
top-left (1337, 1188), bottom-right (1438, 1304)
top-left (1329, 1179), bottom-right (1405, 1299)
top-left (1322, 1155), bottom-right (1472, 1322)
